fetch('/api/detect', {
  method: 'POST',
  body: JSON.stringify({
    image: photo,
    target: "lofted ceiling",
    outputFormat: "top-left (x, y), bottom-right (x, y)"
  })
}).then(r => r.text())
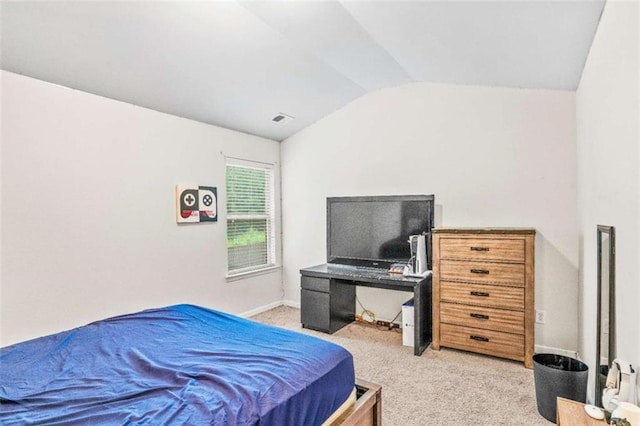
top-left (1, 1), bottom-right (605, 141)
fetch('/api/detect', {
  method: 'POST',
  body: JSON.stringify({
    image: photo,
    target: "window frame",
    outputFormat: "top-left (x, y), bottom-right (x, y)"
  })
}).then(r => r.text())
top-left (225, 158), bottom-right (277, 278)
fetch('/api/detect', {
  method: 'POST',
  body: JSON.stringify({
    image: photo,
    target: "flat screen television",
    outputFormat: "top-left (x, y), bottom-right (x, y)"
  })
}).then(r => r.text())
top-left (327, 195), bottom-right (434, 269)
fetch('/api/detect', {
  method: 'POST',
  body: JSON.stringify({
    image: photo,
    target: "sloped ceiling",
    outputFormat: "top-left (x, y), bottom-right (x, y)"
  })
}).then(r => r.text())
top-left (1, 1), bottom-right (605, 141)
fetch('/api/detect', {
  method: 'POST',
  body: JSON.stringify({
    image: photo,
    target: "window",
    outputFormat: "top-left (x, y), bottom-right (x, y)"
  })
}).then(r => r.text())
top-left (226, 161), bottom-right (276, 276)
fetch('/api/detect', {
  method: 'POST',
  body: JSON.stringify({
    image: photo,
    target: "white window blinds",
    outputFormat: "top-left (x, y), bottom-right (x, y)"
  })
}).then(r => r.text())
top-left (226, 161), bottom-right (276, 275)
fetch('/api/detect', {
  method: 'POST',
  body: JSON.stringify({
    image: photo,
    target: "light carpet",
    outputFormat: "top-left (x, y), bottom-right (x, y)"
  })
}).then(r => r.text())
top-left (251, 305), bottom-right (550, 426)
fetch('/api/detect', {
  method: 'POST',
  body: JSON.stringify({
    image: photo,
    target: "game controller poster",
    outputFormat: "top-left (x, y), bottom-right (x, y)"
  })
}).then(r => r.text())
top-left (176, 185), bottom-right (217, 223)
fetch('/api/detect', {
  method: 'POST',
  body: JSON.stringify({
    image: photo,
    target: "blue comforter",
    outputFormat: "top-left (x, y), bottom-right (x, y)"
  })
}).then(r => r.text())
top-left (0, 304), bottom-right (355, 425)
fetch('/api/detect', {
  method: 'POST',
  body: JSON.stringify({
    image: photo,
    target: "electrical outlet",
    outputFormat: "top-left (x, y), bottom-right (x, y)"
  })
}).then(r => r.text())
top-left (535, 310), bottom-right (546, 324)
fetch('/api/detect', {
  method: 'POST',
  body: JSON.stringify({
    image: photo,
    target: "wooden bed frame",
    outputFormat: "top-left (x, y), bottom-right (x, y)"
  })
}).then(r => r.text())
top-left (331, 378), bottom-right (382, 426)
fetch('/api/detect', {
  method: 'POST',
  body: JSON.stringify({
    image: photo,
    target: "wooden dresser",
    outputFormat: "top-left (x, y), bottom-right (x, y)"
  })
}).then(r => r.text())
top-left (432, 228), bottom-right (535, 368)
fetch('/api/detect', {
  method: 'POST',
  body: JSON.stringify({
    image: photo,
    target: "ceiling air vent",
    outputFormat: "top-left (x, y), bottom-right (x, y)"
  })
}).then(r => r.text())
top-left (272, 113), bottom-right (295, 124)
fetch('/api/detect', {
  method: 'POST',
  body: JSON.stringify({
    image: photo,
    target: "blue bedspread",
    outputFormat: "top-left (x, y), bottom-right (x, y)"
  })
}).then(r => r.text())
top-left (0, 304), bottom-right (355, 425)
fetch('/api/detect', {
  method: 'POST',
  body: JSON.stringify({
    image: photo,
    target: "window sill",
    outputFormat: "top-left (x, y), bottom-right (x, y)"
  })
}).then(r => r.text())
top-left (225, 265), bottom-right (281, 282)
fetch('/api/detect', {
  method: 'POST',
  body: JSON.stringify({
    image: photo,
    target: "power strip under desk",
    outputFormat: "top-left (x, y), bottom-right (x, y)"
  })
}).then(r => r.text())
top-left (354, 316), bottom-right (401, 330)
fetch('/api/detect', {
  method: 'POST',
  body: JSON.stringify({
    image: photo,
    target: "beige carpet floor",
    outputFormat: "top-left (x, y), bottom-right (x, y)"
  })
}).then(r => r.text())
top-left (251, 305), bottom-right (551, 426)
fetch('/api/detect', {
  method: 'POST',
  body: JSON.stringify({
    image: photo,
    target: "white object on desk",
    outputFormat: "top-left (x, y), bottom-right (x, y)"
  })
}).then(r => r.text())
top-left (611, 402), bottom-right (640, 425)
top-left (603, 359), bottom-right (637, 412)
top-left (584, 404), bottom-right (605, 420)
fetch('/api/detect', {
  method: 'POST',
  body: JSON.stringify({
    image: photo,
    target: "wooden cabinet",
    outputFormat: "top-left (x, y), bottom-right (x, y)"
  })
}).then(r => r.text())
top-left (432, 228), bottom-right (535, 368)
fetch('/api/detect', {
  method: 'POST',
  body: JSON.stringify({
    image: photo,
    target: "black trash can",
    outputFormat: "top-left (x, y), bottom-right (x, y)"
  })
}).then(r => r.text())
top-left (533, 353), bottom-right (589, 423)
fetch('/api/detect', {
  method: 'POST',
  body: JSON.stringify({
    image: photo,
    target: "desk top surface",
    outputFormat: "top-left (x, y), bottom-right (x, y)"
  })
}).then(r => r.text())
top-left (556, 398), bottom-right (606, 426)
top-left (300, 263), bottom-right (430, 288)
top-left (433, 227), bottom-right (536, 235)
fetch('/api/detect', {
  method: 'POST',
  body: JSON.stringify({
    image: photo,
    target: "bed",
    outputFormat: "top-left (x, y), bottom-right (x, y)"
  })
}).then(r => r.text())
top-left (0, 304), bottom-right (381, 425)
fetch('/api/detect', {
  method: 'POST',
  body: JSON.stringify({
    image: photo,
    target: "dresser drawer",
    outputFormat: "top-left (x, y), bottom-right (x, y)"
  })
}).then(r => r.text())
top-left (440, 281), bottom-right (524, 310)
top-left (439, 237), bottom-right (525, 262)
top-left (440, 323), bottom-right (525, 362)
top-left (439, 260), bottom-right (525, 286)
top-left (440, 302), bottom-right (524, 334)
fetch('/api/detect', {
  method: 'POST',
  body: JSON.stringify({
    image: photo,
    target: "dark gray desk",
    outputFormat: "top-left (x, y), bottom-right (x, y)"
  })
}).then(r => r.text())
top-left (300, 263), bottom-right (432, 356)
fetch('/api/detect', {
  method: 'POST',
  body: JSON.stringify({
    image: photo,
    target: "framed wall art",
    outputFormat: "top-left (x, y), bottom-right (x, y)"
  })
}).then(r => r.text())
top-left (176, 185), bottom-right (217, 223)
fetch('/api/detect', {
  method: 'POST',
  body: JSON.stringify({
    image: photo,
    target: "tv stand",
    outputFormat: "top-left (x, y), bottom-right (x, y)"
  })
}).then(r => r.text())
top-left (300, 263), bottom-right (432, 356)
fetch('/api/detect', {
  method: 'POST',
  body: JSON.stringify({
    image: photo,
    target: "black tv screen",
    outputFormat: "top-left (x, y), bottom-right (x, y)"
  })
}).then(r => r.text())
top-left (327, 195), bottom-right (434, 268)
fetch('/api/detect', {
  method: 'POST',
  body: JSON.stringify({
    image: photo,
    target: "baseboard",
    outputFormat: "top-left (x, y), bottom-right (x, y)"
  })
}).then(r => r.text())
top-left (535, 344), bottom-right (577, 359)
top-left (282, 299), bottom-right (300, 309)
top-left (239, 300), bottom-right (283, 318)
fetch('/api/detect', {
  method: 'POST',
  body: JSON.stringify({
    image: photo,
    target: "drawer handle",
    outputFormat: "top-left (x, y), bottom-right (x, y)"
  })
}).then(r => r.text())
top-left (470, 268), bottom-right (490, 274)
top-left (470, 313), bottom-right (489, 320)
top-left (470, 291), bottom-right (490, 297)
top-left (470, 335), bottom-right (489, 342)
top-left (470, 246), bottom-right (490, 252)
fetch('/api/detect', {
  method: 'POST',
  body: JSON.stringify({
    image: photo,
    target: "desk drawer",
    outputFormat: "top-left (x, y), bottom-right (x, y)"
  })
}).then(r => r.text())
top-left (439, 237), bottom-right (524, 262)
top-left (301, 276), bottom-right (330, 292)
top-left (439, 260), bottom-right (525, 286)
top-left (440, 281), bottom-right (524, 310)
top-left (440, 302), bottom-right (524, 334)
top-left (440, 323), bottom-right (524, 362)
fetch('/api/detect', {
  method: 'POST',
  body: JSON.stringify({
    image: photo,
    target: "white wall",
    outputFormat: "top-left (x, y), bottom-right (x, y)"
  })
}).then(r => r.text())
top-left (576, 0), bottom-right (639, 403)
top-left (0, 71), bottom-right (282, 346)
top-left (281, 82), bottom-right (577, 352)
